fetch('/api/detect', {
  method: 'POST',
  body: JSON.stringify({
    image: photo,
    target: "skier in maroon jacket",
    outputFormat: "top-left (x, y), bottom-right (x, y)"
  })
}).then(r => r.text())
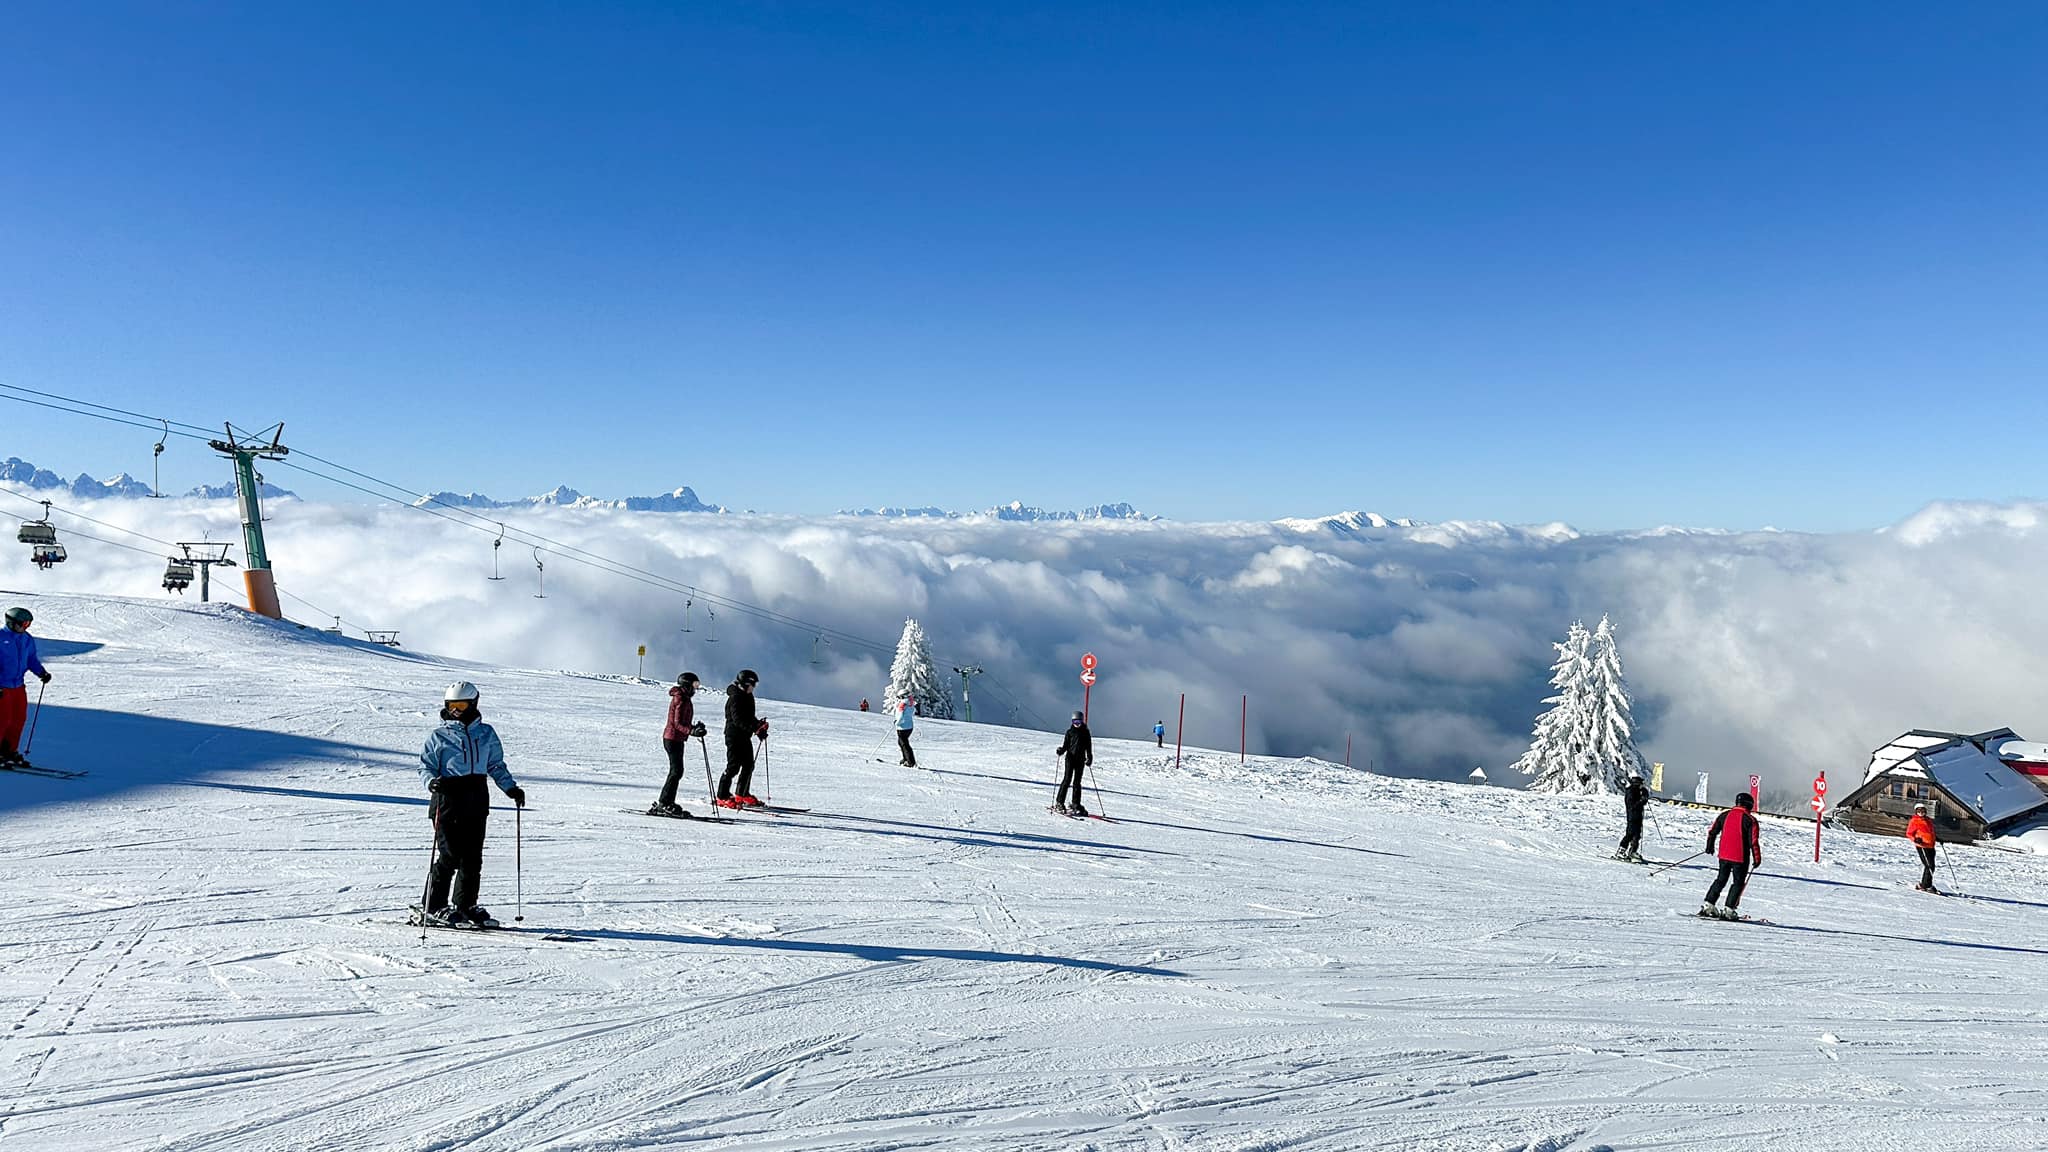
top-left (649, 672), bottom-right (707, 816)
top-left (1700, 793), bottom-right (1762, 920)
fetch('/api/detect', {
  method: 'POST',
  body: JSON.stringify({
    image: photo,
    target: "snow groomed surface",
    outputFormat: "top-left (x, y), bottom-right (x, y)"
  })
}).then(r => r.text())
top-left (2, 592), bottom-right (2044, 1151)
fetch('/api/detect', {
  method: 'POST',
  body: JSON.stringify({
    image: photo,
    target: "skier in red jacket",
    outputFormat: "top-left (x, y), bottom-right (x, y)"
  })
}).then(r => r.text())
top-left (650, 672), bottom-right (706, 817)
top-left (1699, 792), bottom-right (1762, 920)
top-left (1906, 803), bottom-right (1939, 892)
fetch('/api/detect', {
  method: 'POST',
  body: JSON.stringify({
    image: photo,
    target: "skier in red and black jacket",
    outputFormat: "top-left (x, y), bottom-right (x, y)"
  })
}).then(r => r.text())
top-left (1700, 792), bottom-right (1762, 920)
top-left (650, 671), bottom-right (706, 817)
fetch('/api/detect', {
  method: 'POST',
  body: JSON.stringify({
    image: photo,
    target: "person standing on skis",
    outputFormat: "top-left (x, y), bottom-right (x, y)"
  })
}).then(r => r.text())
top-left (1055, 711), bottom-right (1093, 815)
top-left (0, 606), bottom-right (52, 767)
top-left (1154, 720), bottom-right (1165, 748)
top-left (417, 681), bottom-right (525, 927)
top-left (651, 671), bottom-right (707, 817)
top-left (1907, 802), bottom-right (1939, 892)
top-left (717, 669), bottom-right (767, 808)
top-left (1700, 792), bottom-right (1761, 920)
top-left (1616, 769), bottom-right (1649, 861)
top-left (895, 697), bottom-right (918, 767)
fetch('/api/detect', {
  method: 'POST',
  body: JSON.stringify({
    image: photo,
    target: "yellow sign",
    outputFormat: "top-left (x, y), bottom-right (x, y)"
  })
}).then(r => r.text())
top-left (1651, 762), bottom-right (1665, 791)
top-left (637, 645), bottom-right (646, 656)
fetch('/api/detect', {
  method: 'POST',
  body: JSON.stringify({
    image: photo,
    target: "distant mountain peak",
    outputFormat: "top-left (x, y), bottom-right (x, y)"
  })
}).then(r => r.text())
top-left (1, 455), bottom-right (294, 500)
top-left (412, 484), bottom-right (725, 514)
top-left (841, 500), bottom-right (1160, 522)
top-left (1275, 510), bottom-right (1425, 534)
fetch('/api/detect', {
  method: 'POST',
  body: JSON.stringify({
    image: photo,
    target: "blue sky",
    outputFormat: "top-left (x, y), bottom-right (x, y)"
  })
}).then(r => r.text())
top-left (3, 2), bottom-right (2045, 530)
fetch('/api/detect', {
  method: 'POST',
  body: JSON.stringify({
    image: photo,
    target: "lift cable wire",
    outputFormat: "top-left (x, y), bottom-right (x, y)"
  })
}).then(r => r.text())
top-left (3, 384), bottom-right (1054, 728)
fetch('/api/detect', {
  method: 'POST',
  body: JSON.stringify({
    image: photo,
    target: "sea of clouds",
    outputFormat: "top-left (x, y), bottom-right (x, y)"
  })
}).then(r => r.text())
top-left (7, 485), bottom-right (2045, 800)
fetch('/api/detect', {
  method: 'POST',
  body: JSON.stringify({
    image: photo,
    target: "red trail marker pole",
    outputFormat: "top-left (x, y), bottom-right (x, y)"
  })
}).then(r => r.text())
top-left (1345, 732), bottom-right (1352, 769)
top-left (1174, 693), bottom-right (1185, 771)
top-left (1240, 695), bottom-right (1247, 764)
top-left (1812, 771), bottom-right (1827, 862)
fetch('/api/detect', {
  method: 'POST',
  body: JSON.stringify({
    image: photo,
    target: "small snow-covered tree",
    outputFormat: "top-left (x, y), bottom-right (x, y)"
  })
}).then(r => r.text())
top-left (884, 618), bottom-right (954, 720)
top-left (1584, 615), bottom-right (1650, 790)
top-left (1513, 620), bottom-right (1599, 793)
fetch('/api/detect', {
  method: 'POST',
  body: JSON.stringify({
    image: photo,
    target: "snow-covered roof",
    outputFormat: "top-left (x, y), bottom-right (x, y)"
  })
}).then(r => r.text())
top-left (1863, 731), bottom-right (1958, 785)
top-left (1920, 742), bottom-right (2048, 826)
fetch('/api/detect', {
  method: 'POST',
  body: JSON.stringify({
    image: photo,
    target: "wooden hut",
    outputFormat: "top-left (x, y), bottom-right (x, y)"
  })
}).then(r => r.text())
top-left (1838, 729), bottom-right (2048, 843)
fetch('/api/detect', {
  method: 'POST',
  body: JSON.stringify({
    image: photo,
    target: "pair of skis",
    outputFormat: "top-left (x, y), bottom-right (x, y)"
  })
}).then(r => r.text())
top-left (0, 762), bottom-right (85, 780)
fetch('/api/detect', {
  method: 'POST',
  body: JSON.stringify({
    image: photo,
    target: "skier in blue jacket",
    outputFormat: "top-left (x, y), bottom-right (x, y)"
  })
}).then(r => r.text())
top-left (417, 681), bottom-right (525, 927)
top-left (1, 606), bottom-right (51, 766)
top-left (895, 697), bottom-right (918, 767)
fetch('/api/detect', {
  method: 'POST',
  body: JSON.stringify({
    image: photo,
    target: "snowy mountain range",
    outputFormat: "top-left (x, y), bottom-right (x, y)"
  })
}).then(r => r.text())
top-left (841, 500), bottom-right (1161, 522)
top-left (412, 485), bottom-right (727, 514)
top-left (0, 456), bottom-right (295, 500)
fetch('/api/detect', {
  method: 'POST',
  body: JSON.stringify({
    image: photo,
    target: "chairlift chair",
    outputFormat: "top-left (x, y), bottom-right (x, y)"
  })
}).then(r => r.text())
top-left (18, 500), bottom-right (57, 546)
top-left (163, 557), bottom-right (196, 593)
top-left (31, 544), bottom-right (66, 569)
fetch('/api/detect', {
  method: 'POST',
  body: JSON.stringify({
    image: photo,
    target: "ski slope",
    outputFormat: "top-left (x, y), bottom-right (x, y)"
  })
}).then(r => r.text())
top-left (2, 592), bottom-right (2045, 1151)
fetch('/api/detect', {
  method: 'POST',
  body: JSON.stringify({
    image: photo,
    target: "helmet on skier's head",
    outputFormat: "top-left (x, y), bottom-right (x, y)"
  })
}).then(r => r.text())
top-left (4, 606), bottom-right (30, 626)
top-left (1628, 768), bottom-right (1643, 780)
top-left (443, 681), bottom-right (480, 706)
top-left (677, 671), bottom-right (700, 688)
top-left (736, 669), bottom-right (759, 688)
top-left (1071, 711), bottom-right (1085, 725)
top-left (1914, 802), bottom-right (1927, 812)
top-left (1734, 793), bottom-right (1755, 810)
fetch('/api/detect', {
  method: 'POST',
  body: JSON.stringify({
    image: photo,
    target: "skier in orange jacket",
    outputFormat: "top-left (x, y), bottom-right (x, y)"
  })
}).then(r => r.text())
top-left (1906, 803), bottom-right (1939, 893)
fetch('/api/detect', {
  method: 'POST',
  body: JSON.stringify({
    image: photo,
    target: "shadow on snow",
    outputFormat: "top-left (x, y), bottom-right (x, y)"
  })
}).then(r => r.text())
top-left (555, 926), bottom-right (1185, 976)
top-left (800, 810), bottom-right (1180, 860)
top-left (0, 705), bottom-right (403, 814)
top-left (1754, 920), bottom-right (2048, 958)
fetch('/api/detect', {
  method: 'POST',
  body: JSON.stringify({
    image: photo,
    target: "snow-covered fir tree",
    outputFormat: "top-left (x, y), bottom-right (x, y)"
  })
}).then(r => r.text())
top-left (1512, 620), bottom-right (1599, 794)
top-left (1584, 615), bottom-right (1651, 789)
top-left (884, 618), bottom-right (954, 720)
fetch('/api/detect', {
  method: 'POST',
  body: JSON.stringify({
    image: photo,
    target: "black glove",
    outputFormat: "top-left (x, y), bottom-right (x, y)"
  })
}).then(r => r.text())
top-left (755, 719), bottom-right (769, 739)
top-left (36, 671), bottom-right (50, 684)
top-left (690, 721), bottom-right (707, 738)
top-left (507, 786), bottom-right (526, 807)
top-left (428, 777), bottom-right (445, 794)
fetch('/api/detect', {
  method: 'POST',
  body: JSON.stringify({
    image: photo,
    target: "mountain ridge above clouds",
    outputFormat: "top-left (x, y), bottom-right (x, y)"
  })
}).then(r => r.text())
top-left (1, 455), bottom-right (293, 500)
top-left (840, 500), bottom-right (1160, 522)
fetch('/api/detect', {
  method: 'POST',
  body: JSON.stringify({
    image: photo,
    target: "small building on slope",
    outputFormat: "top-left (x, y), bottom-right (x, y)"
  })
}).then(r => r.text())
top-left (1838, 729), bottom-right (2048, 843)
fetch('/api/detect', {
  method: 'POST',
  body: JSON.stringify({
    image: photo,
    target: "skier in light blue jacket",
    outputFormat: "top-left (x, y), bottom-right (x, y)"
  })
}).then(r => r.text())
top-left (895, 697), bottom-right (918, 768)
top-left (1, 606), bottom-right (51, 765)
top-left (417, 681), bottom-right (525, 927)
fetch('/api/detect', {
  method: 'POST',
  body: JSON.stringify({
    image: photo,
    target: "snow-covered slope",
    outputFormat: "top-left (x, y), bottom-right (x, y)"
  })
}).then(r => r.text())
top-left (2, 591), bottom-right (2042, 1151)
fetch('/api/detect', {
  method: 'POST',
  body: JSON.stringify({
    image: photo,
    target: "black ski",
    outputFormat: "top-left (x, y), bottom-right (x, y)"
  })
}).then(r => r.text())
top-left (401, 907), bottom-right (590, 942)
top-left (757, 804), bottom-right (810, 814)
top-left (0, 763), bottom-right (88, 779)
top-left (623, 807), bottom-right (736, 825)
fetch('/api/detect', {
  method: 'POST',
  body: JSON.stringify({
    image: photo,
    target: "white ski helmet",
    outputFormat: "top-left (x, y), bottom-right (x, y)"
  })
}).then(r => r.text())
top-left (444, 681), bottom-right (481, 703)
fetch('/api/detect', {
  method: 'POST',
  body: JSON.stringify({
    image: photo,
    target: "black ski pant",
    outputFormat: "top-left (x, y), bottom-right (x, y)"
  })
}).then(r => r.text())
top-left (897, 729), bottom-right (917, 767)
top-left (658, 737), bottom-right (689, 807)
top-left (1056, 759), bottom-right (1087, 808)
top-left (427, 777), bottom-right (490, 913)
top-left (1918, 845), bottom-right (1938, 889)
top-left (1156, 735), bottom-right (1163, 748)
top-left (718, 738), bottom-right (755, 799)
top-left (1618, 812), bottom-right (1644, 855)
top-left (1705, 860), bottom-right (1750, 909)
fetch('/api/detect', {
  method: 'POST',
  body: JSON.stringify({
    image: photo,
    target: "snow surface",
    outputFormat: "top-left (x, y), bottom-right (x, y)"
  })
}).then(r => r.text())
top-left (4, 591), bottom-right (2047, 1151)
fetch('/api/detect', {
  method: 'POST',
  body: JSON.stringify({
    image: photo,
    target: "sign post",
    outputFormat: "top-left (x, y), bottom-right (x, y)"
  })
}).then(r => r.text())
top-left (1749, 774), bottom-right (1761, 808)
top-left (1240, 695), bottom-right (1247, 764)
top-left (1174, 692), bottom-right (1185, 770)
top-left (1812, 771), bottom-right (1827, 862)
top-left (1080, 652), bottom-right (1097, 723)
top-left (637, 644), bottom-right (646, 678)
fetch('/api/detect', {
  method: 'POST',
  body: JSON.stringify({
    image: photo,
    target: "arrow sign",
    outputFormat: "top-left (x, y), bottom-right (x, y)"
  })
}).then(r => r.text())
top-left (1080, 670), bottom-right (1097, 687)
top-left (1081, 652), bottom-right (1097, 672)
top-left (1811, 797), bottom-right (1824, 812)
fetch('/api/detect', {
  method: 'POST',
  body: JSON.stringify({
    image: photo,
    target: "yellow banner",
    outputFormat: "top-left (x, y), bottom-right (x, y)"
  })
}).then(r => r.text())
top-left (1651, 762), bottom-right (1664, 791)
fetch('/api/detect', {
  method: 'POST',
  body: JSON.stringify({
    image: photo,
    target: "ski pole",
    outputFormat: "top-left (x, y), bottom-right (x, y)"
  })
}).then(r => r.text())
top-left (1649, 807), bottom-right (1668, 846)
top-left (759, 735), bottom-right (770, 803)
top-left (1087, 760), bottom-right (1107, 820)
top-left (514, 804), bottom-right (524, 923)
top-left (699, 736), bottom-right (717, 806)
top-left (1648, 851), bottom-right (1704, 876)
top-left (419, 802), bottom-right (441, 943)
top-left (22, 679), bottom-right (46, 755)
top-left (1938, 840), bottom-right (1964, 896)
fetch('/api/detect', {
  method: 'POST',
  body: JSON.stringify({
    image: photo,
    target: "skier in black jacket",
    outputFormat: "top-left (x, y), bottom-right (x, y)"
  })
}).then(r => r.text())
top-left (716, 669), bottom-right (768, 808)
top-left (1615, 770), bottom-right (1649, 861)
top-left (1054, 711), bottom-right (1093, 815)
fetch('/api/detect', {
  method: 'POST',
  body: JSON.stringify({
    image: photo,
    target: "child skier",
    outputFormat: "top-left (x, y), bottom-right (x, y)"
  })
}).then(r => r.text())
top-left (1615, 769), bottom-right (1649, 861)
top-left (716, 669), bottom-right (767, 807)
top-left (1907, 802), bottom-right (1939, 892)
top-left (1054, 711), bottom-right (1093, 815)
top-left (1700, 792), bottom-right (1761, 920)
top-left (1154, 720), bottom-right (1165, 748)
top-left (0, 606), bottom-right (52, 767)
top-left (895, 697), bottom-right (918, 767)
top-left (651, 671), bottom-right (706, 817)
top-left (417, 681), bottom-right (525, 927)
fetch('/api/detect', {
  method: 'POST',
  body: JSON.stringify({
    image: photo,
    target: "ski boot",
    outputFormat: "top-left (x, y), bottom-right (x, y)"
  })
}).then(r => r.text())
top-left (416, 906), bottom-right (465, 929)
top-left (648, 801), bottom-right (690, 818)
top-left (1714, 905), bottom-right (1741, 921)
top-left (1697, 902), bottom-right (1717, 919)
top-left (737, 794), bottom-right (764, 807)
top-left (462, 906), bottom-right (500, 928)
top-left (1070, 804), bottom-right (1089, 817)
top-left (714, 796), bottom-right (745, 810)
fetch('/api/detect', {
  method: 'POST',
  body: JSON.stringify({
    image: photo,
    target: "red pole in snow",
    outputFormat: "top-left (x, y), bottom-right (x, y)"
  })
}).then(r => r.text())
top-left (1082, 681), bottom-right (1091, 725)
top-left (1813, 770), bottom-right (1826, 863)
top-left (1240, 695), bottom-right (1247, 764)
top-left (1345, 732), bottom-right (1352, 769)
top-left (1174, 693), bottom-right (1185, 771)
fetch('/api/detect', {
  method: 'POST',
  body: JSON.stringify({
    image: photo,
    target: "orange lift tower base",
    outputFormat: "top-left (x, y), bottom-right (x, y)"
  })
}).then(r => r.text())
top-left (208, 423), bottom-right (289, 620)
